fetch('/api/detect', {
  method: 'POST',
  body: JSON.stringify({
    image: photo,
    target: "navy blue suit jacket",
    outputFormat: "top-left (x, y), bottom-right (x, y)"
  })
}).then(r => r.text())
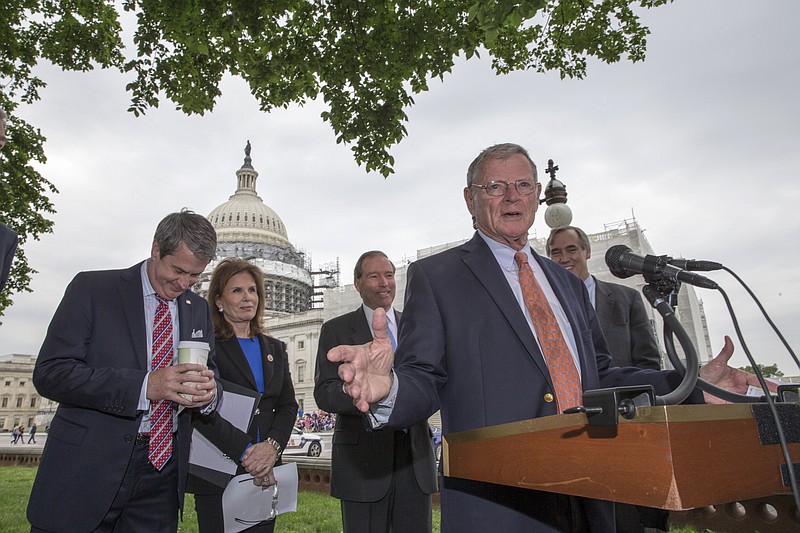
top-left (27, 261), bottom-right (221, 533)
top-left (386, 234), bottom-right (698, 532)
top-left (0, 222), bottom-right (17, 291)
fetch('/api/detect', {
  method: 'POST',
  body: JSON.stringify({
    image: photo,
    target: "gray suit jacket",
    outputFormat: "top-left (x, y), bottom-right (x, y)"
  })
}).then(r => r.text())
top-left (314, 307), bottom-right (437, 502)
top-left (27, 262), bottom-right (221, 532)
top-left (594, 277), bottom-right (661, 370)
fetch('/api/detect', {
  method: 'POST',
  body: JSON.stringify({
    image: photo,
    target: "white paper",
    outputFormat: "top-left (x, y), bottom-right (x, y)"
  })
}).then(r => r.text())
top-left (746, 379), bottom-right (784, 398)
top-left (189, 390), bottom-right (259, 475)
top-left (222, 463), bottom-right (298, 533)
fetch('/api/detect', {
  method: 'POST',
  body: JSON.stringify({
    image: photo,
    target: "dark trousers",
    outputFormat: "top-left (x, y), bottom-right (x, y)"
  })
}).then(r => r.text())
top-left (194, 492), bottom-right (275, 533)
top-left (615, 503), bottom-right (669, 533)
top-left (95, 436), bottom-right (178, 532)
top-left (441, 476), bottom-right (614, 533)
top-left (341, 430), bottom-right (432, 533)
top-left (30, 437), bottom-right (178, 533)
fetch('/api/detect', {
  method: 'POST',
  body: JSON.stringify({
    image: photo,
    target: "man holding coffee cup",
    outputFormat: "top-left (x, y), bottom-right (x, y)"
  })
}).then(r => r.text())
top-left (178, 341), bottom-right (212, 399)
top-left (28, 209), bottom-right (222, 533)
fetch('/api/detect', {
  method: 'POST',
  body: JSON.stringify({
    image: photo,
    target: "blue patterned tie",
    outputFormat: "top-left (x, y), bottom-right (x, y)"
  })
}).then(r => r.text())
top-left (387, 324), bottom-right (397, 351)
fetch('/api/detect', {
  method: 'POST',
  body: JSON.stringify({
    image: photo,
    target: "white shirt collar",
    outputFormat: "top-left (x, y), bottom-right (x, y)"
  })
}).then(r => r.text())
top-left (362, 304), bottom-right (397, 338)
top-left (477, 230), bottom-right (536, 273)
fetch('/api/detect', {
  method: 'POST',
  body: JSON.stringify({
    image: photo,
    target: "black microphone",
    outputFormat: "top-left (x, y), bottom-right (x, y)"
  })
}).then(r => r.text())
top-left (605, 245), bottom-right (719, 290)
top-left (668, 258), bottom-right (723, 271)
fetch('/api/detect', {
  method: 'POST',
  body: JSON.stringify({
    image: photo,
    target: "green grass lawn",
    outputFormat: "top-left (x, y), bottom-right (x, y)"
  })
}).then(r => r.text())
top-left (2, 466), bottom-right (706, 532)
top-left (0, 466), bottom-right (439, 533)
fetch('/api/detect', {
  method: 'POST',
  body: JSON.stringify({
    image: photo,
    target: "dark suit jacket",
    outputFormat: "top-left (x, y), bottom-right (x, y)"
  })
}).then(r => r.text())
top-left (385, 233), bottom-right (701, 532)
top-left (27, 261), bottom-right (221, 533)
top-left (594, 277), bottom-right (661, 370)
top-left (314, 307), bottom-right (437, 502)
top-left (188, 334), bottom-right (298, 494)
top-left (0, 222), bottom-right (17, 291)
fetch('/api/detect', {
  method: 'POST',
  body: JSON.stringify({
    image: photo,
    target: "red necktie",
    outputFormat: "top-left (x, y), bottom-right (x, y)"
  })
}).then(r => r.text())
top-left (514, 252), bottom-right (582, 412)
top-left (149, 295), bottom-right (173, 469)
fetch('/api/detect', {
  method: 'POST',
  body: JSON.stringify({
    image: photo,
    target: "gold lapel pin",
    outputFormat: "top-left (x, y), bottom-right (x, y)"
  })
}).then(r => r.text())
top-left (267, 354), bottom-right (274, 362)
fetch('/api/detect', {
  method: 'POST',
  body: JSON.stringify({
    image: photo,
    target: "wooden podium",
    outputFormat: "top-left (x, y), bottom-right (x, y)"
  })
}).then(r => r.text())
top-left (442, 403), bottom-right (799, 510)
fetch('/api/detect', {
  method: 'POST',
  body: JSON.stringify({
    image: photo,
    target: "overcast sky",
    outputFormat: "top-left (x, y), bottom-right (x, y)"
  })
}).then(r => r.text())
top-left (1, 0), bottom-right (798, 375)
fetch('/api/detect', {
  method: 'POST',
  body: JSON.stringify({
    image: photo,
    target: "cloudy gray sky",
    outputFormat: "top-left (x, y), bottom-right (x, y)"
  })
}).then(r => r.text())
top-left (1, 0), bottom-right (798, 375)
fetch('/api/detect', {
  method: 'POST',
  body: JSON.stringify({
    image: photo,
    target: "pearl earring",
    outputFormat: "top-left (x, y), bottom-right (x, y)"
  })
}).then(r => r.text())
top-left (218, 307), bottom-right (224, 313)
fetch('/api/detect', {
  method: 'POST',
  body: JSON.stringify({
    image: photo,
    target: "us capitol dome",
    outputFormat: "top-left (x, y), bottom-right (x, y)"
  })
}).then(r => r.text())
top-left (198, 141), bottom-right (313, 315)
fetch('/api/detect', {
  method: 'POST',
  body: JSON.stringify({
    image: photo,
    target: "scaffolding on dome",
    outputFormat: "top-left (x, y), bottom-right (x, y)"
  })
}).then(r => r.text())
top-left (309, 257), bottom-right (341, 309)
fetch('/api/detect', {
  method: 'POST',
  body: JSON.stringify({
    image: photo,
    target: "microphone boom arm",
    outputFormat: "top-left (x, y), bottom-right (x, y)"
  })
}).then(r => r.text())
top-left (641, 284), bottom-right (700, 405)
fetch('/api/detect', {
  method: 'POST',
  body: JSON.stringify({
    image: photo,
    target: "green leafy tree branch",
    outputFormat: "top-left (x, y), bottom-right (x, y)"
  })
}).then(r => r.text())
top-left (0, 0), bottom-right (671, 315)
top-left (738, 363), bottom-right (784, 379)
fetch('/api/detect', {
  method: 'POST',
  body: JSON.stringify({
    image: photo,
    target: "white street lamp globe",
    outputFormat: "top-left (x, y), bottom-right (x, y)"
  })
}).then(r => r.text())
top-left (544, 203), bottom-right (573, 229)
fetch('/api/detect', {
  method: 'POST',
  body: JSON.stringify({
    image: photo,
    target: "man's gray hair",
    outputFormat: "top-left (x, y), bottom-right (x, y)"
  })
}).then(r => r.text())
top-left (153, 209), bottom-right (217, 262)
top-left (545, 226), bottom-right (591, 257)
top-left (466, 143), bottom-right (539, 187)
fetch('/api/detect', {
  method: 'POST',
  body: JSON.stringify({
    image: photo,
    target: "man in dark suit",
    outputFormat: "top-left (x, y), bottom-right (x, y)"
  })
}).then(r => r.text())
top-left (315, 250), bottom-right (437, 533)
top-left (27, 210), bottom-right (222, 533)
top-left (0, 107), bottom-right (19, 293)
top-left (0, 222), bottom-right (16, 291)
top-left (546, 225), bottom-right (661, 371)
top-left (330, 143), bottom-right (767, 532)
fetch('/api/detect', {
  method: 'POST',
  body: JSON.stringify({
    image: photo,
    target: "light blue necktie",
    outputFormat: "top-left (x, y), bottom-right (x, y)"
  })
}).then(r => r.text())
top-left (387, 325), bottom-right (397, 351)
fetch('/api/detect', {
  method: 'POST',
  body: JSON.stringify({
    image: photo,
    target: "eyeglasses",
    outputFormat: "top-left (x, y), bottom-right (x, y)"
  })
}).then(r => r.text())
top-left (471, 179), bottom-right (538, 197)
top-left (236, 476), bottom-right (279, 521)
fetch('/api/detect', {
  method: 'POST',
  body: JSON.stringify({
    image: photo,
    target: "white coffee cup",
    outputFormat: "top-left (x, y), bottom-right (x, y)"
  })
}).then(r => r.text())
top-left (177, 341), bottom-right (210, 399)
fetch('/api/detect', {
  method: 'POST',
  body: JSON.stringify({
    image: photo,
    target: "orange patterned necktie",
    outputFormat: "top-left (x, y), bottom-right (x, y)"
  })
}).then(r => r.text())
top-left (149, 295), bottom-right (173, 469)
top-left (514, 252), bottom-right (582, 412)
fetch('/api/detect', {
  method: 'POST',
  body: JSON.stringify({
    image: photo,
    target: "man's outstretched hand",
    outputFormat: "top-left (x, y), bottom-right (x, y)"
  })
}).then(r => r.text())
top-left (700, 335), bottom-right (779, 404)
top-left (327, 307), bottom-right (394, 412)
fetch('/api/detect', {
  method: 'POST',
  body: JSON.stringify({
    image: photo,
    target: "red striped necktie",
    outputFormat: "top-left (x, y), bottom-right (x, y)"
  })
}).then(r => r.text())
top-left (149, 295), bottom-right (173, 469)
top-left (514, 252), bottom-right (582, 412)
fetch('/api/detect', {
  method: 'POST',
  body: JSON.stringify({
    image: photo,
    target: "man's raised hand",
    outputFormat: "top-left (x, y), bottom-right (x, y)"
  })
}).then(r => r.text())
top-left (327, 307), bottom-right (394, 412)
top-left (700, 335), bottom-right (779, 403)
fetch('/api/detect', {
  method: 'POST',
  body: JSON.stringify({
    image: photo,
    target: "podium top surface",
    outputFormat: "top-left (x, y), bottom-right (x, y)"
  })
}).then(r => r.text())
top-left (442, 403), bottom-right (798, 510)
top-left (445, 403), bottom-right (759, 444)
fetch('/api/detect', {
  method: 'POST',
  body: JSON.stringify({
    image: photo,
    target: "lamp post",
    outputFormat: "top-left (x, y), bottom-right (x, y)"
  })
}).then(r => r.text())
top-left (540, 159), bottom-right (573, 229)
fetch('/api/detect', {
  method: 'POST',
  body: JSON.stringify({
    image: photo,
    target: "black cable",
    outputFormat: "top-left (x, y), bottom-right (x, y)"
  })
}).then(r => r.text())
top-left (721, 266), bottom-right (800, 371)
top-left (663, 285), bottom-right (800, 512)
top-left (664, 325), bottom-right (750, 404)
